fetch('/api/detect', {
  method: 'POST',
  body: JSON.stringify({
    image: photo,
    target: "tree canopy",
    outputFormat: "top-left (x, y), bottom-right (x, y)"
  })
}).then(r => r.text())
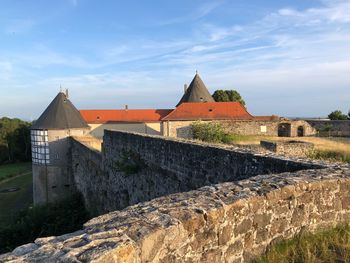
top-left (328, 110), bottom-right (349, 120)
top-left (0, 117), bottom-right (31, 164)
top-left (212, 90), bottom-right (246, 107)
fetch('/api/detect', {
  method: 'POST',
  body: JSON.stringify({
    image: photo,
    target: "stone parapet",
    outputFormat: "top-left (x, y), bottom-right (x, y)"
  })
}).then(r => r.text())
top-left (260, 140), bottom-right (314, 157)
top-left (2, 166), bottom-right (350, 262)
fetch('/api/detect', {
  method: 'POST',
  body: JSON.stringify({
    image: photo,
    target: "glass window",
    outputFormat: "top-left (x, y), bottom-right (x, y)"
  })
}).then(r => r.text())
top-left (31, 129), bottom-right (50, 165)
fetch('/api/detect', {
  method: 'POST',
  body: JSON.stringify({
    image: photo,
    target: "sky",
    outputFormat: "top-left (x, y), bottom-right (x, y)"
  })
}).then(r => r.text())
top-left (0, 0), bottom-right (349, 120)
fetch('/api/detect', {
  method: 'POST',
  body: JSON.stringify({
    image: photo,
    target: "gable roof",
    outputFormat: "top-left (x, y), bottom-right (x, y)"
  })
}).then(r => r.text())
top-left (80, 109), bottom-right (173, 124)
top-left (31, 92), bottom-right (89, 130)
top-left (162, 102), bottom-right (253, 121)
top-left (176, 73), bottom-right (215, 107)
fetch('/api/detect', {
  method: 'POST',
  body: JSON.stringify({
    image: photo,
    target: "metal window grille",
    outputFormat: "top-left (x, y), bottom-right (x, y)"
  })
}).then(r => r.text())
top-left (31, 130), bottom-right (50, 165)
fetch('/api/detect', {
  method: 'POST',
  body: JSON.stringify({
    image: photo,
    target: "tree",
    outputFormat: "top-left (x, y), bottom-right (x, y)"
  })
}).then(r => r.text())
top-left (0, 117), bottom-right (32, 163)
top-left (212, 90), bottom-right (246, 107)
top-left (328, 110), bottom-right (349, 120)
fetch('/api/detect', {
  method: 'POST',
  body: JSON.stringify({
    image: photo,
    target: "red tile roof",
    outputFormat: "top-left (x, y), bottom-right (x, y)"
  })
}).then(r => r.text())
top-left (162, 102), bottom-right (253, 121)
top-left (80, 109), bottom-right (173, 123)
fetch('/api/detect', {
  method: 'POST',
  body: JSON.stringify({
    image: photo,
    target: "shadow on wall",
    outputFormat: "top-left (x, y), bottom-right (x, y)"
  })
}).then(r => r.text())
top-left (176, 126), bottom-right (193, 139)
top-left (305, 120), bottom-right (350, 137)
top-left (88, 122), bottom-right (161, 139)
top-left (33, 137), bottom-right (76, 205)
top-left (278, 123), bottom-right (291, 137)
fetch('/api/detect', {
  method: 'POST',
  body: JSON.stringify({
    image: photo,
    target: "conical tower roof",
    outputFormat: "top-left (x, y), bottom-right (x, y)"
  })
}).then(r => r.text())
top-left (176, 73), bottom-right (215, 107)
top-left (31, 92), bottom-right (89, 130)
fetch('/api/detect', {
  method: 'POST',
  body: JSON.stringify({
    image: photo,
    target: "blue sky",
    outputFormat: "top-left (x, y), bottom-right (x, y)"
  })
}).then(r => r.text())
top-left (0, 0), bottom-right (349, 120)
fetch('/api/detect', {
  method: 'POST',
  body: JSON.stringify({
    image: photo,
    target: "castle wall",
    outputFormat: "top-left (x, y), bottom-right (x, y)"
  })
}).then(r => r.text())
top-left (71, 138), bottom-right (103, 215)
top-left (162, 119), bottom-right (317, 139)
top-left (71, 130), bottom-right (322, 215)
top-left (4, 166), bottom-right (350, 263)
top-left (305, 120), bottom-right (350, 137)
top-left (88, 122), bottom-right (162, 139)
top-left (32, 129), bottom-right (89, 204)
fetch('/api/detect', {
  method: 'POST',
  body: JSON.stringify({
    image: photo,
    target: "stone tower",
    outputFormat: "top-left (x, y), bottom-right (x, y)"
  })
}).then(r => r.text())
top-left (31, 91), bottom-right (90, 205)
top-left (176, 72), bottom-right (215, 107)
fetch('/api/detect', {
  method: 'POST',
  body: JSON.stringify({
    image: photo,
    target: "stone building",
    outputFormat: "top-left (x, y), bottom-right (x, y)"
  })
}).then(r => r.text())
top-left (31, 91), bottom-right (90, 204)
top-left (77, 72), bottom-right (317, 139)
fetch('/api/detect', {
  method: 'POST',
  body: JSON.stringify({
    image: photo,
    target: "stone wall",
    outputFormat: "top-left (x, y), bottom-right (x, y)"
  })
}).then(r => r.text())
top-left (260, 140), bottom-right (314, 157)
top-left (163, 120), bottom-right (317, 139)
top-left (3, 165), bottom-right (350, 263)
top-left (305, 120), bottom-right (350, 137)
top-left (88, 122), bottom-right (162, 139)
top-left (74, 130), bottom-right (322, 215)
top-left (70, 138), bottom-right (103, 215)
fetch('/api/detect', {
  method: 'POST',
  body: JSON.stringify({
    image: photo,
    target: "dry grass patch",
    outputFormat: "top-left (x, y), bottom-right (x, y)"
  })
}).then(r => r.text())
top-left (230, 135), bottom-right (350, 163)
top-left (254, 224), bottom-right (350, 263)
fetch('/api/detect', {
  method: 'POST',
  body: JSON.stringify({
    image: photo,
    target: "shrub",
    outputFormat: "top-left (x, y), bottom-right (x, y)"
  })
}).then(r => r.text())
top-left (0, 193), bottom-right (90, 253)
top-left (191, 122), bottom-right (233, 144)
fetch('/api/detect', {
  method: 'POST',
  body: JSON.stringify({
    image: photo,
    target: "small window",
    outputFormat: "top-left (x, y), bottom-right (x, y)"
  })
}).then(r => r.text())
top-left (208, 109), bottom-right (213, 112)
top-left (96, 116), bottom-right (100, 120)
top-left (55, 153), bottom-right (59, 160)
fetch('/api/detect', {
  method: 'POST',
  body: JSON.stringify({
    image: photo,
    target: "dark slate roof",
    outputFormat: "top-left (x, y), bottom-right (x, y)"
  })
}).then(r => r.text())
top-left (31, 92), bottom-right (90, 130)
top-left (176, 73), bottom-right (215, 107)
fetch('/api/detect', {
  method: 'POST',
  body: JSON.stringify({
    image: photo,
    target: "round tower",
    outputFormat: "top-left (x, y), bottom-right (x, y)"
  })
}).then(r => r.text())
top-left (31, 91), bottom-right (90, 204)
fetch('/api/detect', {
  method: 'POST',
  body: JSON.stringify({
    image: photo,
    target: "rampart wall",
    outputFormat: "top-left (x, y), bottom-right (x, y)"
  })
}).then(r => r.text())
top-left (305, 120), bottom-right (350, 137)
top-left (2, 131), bottom-right (350, 262)
top-left (3, 165), bottom-right (350, 262)
top-left (72, 130), bottom-right (322, 215)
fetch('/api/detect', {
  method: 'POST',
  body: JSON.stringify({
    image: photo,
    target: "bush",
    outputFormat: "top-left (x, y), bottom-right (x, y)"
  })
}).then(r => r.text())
top-left (191, 122), bottom-right (233, 144)
top-left (0, 193), bottom-right (90, 253)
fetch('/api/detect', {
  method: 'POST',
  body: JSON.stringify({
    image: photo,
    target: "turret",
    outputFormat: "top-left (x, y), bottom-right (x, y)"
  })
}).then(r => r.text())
top-left (176, 72), bottom-right (215, 107)
top-left (31, 91), bottom-right (90, 204)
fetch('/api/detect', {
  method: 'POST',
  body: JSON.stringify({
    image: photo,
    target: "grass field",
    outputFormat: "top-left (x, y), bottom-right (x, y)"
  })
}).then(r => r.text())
top-left (0, 162), bottom-right (32, 182)
top-left (0, 163), bottom-right (32, 221)
top-left (254, 224), bottom-right (350, 263)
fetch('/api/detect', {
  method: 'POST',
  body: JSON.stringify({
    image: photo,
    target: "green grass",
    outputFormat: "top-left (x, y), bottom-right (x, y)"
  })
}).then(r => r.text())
top-left (0, 172), bottom-right (33, 221)
top-left (254, 224), bottom-right (350, 263)
top-left (0, 162), bottom-right (31, 181)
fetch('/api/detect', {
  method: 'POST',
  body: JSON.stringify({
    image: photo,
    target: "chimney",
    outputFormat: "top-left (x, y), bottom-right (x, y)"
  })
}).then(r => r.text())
top-left (65, 89), bottom-right (69, 98)
top-left (125, 105), bottom-right (128, 110)
top-left (184, 84), bottom-right (188, 94)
